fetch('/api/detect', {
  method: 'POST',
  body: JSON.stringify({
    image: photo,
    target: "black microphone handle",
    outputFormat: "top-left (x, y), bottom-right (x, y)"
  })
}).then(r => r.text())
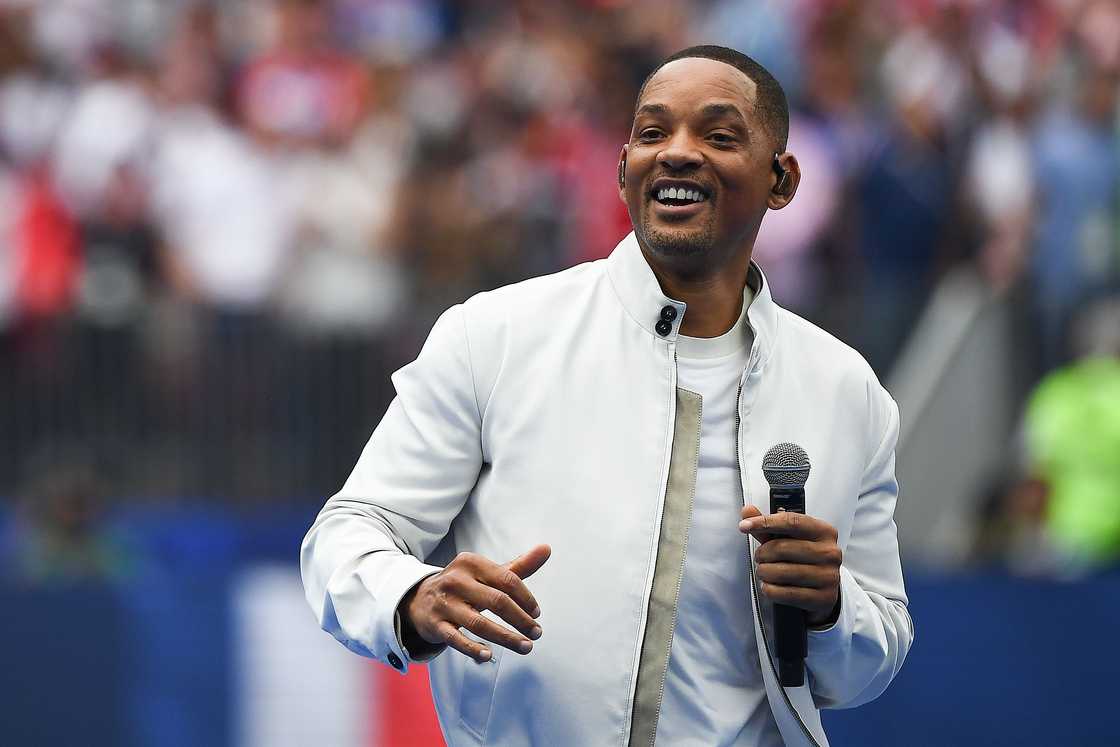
top-left (770, 486), bottom-right (807, 687)
top-left (775, 602), bottom-right (807, 687)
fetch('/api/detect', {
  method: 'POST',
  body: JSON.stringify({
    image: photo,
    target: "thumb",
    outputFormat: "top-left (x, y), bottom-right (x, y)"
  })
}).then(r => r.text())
top-left (741, 504), bottom-right (763, 521)
top-left (507, 544), bottom-right (552, 579)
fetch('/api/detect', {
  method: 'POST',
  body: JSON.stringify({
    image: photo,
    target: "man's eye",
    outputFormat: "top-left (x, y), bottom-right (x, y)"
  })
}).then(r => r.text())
top-left (708, 132), bottom-right (736, 144)
top-left (638, 129), bottom-right (664, 141)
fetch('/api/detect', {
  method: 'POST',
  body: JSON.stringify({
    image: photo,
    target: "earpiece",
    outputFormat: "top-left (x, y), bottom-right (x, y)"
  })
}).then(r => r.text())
top-left (618, 153), bottom-right (627, 188)
top-left (772, 153), bottom-right (790, 195)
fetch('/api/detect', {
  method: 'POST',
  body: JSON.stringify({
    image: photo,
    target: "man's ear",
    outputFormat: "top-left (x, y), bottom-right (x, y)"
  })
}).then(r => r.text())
top-left (768, 151), bottom-right (800, 210)
top-left (617, 144), bottom-right (628, 199)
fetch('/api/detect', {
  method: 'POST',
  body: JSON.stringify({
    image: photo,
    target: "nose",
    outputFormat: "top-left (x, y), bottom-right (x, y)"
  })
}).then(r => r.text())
top-left (655, 129), bottom-right (702, 171)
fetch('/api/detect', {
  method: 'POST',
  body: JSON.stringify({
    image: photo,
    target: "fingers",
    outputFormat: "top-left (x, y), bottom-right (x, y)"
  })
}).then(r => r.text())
top-left (507, 544), bottom-right (551, 582)
top-left (500, 546), bottom-right (550, 618)
top-left (757, 582), bottom-right (838, 616)
top-left (458, 577), bottom-right (542, 641)
top-left (434, 622), bottom-right (494, 663)
top-left (753, 537), bottom-right (843, 566)
top-left (755, 561), bottom-right (839, 589)
top-left (450, 603), bottom-right (535, 656)
top-left (422, 548), bottom-right (549, 664)
top-left (458, 549), bottom-right (547, 619)
top-left (741, 511), bottom-right (842, 619)
top-left (740, 511), bottom-right (837, 542)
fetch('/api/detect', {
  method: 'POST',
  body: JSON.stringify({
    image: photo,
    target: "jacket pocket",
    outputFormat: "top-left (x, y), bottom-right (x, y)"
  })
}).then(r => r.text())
top-left (458, 633), bottom-right (504, 741)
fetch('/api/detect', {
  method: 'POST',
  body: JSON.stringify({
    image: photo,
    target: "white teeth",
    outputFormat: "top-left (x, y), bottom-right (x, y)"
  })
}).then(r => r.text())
top-left (656, 187), bottom-right (707, 203)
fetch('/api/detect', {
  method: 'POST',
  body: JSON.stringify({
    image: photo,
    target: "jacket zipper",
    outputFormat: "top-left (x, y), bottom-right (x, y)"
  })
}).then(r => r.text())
top-left (624, 341), bottom-right (679, 745)
top-left (647, 347), bottom-right (692, 747)
top-left (737, 372), bottom-right (821, 747)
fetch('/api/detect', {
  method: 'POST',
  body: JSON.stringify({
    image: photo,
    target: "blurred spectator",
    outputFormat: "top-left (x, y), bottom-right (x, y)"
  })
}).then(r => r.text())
top-left (50, 48), bottom-right (154, 219)
top-left (1029, 51), bottom-right (1119, 370)
top-left (977, 297), bottom-right (1120, 575)
top-left (331, 0), bottom-right (446, 65)
top-left (1025, 297), bottom-right (1120, 568)
top-left (75, 162), bottom-right (159, 327)
top-left (149, 105), bottom-right (294, 310)
top-left (963, 18), bottom-right (1036, 292)
top-left (1, 459), bottom-right (133, 585)
top-left (237, 0), bottom-right (370, 148)
top-left (9, 167), bottom-right (81, 321)
top-left (852, 19), bottom-right (965, 373)
top-left (271, 51), bottom-right (413, 336)
top-left (274, 114), bottom-right (410, 336)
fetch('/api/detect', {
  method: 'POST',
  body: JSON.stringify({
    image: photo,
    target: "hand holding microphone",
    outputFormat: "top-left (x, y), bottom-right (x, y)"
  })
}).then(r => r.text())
top-left (739, 506), bottom-right (842, 625)
top-left (740, 443), bottom-right (843, 686)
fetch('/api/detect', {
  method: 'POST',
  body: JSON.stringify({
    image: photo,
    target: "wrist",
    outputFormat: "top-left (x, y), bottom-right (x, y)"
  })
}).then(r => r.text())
top-left (397, 589), bottom-right (422, 644)
top-left (807, 592), bottom-right (841, 629)
top-left (396, 583), bottom-right (443, 659)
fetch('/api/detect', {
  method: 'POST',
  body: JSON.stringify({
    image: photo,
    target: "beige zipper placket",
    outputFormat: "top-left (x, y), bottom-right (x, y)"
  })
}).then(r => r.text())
top-left (626, 344), bottom-right (702, 747)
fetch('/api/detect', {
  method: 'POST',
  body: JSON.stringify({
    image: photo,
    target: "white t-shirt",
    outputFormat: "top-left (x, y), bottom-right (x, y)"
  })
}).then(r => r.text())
top-left (655, 288), bottom-right (783, 747)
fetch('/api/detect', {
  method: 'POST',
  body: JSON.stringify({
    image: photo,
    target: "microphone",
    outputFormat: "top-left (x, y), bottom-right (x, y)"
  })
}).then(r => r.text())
top-left (761, 442), bottom-right (811, 687)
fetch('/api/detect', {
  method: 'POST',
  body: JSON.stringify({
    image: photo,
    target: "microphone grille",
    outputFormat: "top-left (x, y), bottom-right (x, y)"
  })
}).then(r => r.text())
top-left (762, 442), bottom-right (810, 488)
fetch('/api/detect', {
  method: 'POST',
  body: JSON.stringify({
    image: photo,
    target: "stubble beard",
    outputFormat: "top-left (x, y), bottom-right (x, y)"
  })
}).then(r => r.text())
top-left (637, 210), bottom-right (718, 265)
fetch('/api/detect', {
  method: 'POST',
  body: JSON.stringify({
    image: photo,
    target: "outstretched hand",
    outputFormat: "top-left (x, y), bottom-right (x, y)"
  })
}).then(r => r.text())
top-left (740, 505), bottom-right (842, 627)
top-left (400, 544), bottom-right (551, 663)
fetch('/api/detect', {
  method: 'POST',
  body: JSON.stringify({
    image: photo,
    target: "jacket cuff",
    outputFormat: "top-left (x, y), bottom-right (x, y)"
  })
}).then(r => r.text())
top-left (394, 604), bottom-right (447, 662)
top-left (808, 591), bottom-right (842, 632)
top-left (375, 556), bottom-right (444, 674)
top-left (806, 564), bottom-right (861, 646)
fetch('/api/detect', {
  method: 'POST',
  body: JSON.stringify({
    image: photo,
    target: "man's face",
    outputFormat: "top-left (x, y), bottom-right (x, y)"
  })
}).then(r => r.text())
top-left (621, 58), bottom-right (776, 274)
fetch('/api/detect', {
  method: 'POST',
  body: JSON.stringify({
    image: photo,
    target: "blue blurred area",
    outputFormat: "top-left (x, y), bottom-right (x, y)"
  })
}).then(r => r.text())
top-left (823, 570), bottom-right (1120, 746)
top-left (1, 507), bottom-right (1118, 746)
top-left (0, 505), bottom-right (315, 747)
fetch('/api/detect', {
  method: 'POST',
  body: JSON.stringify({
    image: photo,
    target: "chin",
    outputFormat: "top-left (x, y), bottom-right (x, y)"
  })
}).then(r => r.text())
top-left (638, 216), bottom-right (717, 261)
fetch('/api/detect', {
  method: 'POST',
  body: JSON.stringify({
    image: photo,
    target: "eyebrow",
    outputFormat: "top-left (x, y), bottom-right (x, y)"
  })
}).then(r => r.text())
top-left (635, 101), bottom-right (749, 125)
top-left (635, 103), bottom-right (670, 118)
top-left (699, 103), bottom-right (748, 124)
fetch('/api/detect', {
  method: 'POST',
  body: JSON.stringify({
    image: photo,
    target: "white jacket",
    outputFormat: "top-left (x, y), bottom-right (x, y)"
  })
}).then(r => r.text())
top-left (301, 232), bottom-right (913, 746)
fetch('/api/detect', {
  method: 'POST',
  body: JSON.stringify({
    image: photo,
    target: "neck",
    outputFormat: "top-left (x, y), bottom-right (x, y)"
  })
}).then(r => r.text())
top-left (645, 251), bottom-right (753, 338)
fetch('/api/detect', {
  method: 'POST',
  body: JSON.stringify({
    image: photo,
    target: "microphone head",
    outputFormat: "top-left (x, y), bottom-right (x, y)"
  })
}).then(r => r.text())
top-left (762, 443), bottom-right (811, 488)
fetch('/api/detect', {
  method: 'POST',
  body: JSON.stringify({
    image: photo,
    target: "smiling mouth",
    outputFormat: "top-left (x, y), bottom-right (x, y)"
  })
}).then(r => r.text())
top-left (650, 186), bottom-right (710, 207)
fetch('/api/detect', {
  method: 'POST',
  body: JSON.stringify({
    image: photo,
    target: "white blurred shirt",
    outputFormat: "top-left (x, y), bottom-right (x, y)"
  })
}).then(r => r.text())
top-left (149, 107), bottom-right (294, 309)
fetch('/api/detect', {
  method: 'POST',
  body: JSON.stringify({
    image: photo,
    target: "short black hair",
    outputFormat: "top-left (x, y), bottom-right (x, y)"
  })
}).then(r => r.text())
top-left (637, 45), bottom-right (789, 151)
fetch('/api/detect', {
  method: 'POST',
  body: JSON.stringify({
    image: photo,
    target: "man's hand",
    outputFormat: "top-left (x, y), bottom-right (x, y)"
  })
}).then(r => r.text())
top-left (739, 505), bottom-right (842, 627)
top-left (400, 544), bottom-right (551, 663)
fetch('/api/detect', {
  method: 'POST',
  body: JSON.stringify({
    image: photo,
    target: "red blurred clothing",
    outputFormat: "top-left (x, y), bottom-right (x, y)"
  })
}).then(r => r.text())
top-left (536, 114), bottom-right (631, 264)
top-left (237, 51), bottom-right (369, 145)
top-left (13, 172), bottom-right (81, 318)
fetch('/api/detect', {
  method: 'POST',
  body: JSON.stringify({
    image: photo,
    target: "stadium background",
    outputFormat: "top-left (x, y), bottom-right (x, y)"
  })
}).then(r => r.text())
top-left (0, 0), bottom-right (1118, 744)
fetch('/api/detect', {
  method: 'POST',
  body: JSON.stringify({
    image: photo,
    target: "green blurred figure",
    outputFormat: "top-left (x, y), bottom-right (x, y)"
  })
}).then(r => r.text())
top-left (1025, 355), bottom-right (1120, 567)
top-left (977, 298), bottom-right (1120, 575)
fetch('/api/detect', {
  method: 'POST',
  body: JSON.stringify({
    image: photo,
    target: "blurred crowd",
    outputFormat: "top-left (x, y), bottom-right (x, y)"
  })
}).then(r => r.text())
top-left (0, 0), bottom-right (1118, 570)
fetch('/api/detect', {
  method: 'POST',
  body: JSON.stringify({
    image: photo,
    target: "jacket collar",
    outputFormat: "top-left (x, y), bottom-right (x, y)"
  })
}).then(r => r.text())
top-left (605, 231), bottom-right (777, 368)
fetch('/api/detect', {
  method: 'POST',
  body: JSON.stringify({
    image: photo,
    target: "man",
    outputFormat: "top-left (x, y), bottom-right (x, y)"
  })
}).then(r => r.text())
top-left (301, 45), bottom-right (912, 746)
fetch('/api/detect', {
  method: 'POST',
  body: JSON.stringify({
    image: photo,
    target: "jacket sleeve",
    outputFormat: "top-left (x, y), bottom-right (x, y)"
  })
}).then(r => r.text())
top-left (805, 385), bottom-right (914, 708)
top-left (300, 304), bottom-right (484, 674)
